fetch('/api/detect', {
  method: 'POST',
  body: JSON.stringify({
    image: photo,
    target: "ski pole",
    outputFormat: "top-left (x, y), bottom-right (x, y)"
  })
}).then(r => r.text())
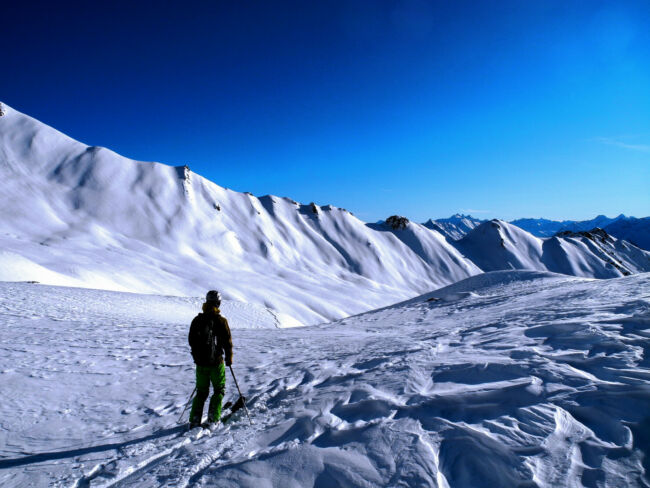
top-left (229, 365), bottom-right (253, 426)
top-left (177, 386), bottom-right (197, 424)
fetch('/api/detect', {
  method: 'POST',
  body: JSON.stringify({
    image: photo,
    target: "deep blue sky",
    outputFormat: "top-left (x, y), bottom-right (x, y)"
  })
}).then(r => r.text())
top-left (4, 0), bottom-right (649, 222)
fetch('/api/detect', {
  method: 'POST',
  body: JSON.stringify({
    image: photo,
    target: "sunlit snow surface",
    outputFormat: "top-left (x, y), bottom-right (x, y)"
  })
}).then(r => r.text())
top-left (2, 103), bottom-right (649, 329)
top-left (1, 271), bottom-right (649, 487)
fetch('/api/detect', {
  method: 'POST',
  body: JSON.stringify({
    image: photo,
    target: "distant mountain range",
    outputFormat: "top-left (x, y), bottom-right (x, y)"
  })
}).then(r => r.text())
top-left (1, 101), bottom-right (649, 326)
top-left (423, 214), bottom-right (482, 240)
top-left (424, 214), bottom-right (650, 251)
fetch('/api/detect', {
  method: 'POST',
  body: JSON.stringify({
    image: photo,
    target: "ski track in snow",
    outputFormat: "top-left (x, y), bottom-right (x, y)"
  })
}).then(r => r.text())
top-left (1, 272), bottom-right (649, 487)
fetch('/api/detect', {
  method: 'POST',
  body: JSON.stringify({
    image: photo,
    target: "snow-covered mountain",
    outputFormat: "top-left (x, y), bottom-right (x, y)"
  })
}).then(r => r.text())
top-left (423, 213), bottom-right (484, 240)
top-left (509, 215), bottom-right (650, 251)
top-left (1, 104), bottom-right (649, 486)
top-left (558, 214), bottom-right (626, 233)
top-left (602, 216), bottom-right (650, 251)
top-left (0, 103), bottom-right (479, 326)
top-left (509, 217), bottom-right (573, 237)
top-left (455, 220), bottom-right (547, 271)
top-left (509, 215), bottom-right (625, 237)
top-left (1, 102), bottom-right (649, 326)
top-left (456, 220), bottom-right (649, 278)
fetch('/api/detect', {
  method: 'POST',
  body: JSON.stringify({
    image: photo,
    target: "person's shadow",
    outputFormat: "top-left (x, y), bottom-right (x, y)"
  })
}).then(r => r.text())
top-left (0, 425), bottom-right (186, 469)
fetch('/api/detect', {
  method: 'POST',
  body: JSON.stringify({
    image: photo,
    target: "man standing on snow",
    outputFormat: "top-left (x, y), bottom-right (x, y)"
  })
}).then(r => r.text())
top-left (188, 290), bottom-right (233, 428)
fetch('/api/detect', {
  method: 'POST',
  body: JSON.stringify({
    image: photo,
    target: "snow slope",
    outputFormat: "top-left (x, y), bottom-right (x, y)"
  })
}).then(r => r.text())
top-left (423, 214), bottom-right (484, 240)
top-left (1, 272), bottom-right (649, 487)
top-left (0, 103), bottom-right (479, 326)
top-left (455, 220), bottom-right (650, 278)
top-left (508, 215), bottom-right (624, 238)
top-left (509, 216), bottom-right (650, 252)
top-left (603, 217), bottom-right (650, 252)
top-left (1, 102), bottom-right (649, 326)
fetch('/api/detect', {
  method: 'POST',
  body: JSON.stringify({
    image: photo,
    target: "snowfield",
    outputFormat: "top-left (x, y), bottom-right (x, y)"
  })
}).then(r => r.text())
top-left (1, 271), bottom-right (649, 487)
top-left (1, 102), bottom-right (650, 487)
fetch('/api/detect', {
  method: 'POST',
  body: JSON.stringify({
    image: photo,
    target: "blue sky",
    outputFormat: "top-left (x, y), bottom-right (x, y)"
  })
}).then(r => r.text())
top-left (3, 0), bottom-right (649, 222)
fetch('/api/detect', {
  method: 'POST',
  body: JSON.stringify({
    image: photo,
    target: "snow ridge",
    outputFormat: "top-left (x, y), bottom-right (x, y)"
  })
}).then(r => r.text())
top-left (509, 215), bottom-right (650, 251)
top-left (424, 213), bottom-right (484, 240)
top-left (0, 103), bottom-right (649, 326)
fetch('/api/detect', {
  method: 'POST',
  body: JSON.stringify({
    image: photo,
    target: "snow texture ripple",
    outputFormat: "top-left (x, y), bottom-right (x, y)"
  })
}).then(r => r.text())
top-left (1, 271), bottom-right (649, 487)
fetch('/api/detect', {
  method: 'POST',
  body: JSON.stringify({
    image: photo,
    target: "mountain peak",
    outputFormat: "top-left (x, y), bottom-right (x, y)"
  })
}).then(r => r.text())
top-left (385, 215), bottom-right (410, 230)
top-left (556, 227), bottom-right (612, 241)
top-left (423, 214), bottom-right (485, 240)
top-left (448, 213), bottom-right (475, 221)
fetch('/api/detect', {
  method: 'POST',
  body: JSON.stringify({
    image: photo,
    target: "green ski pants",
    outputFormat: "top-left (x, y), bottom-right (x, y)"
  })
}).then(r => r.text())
top-left (189, 363), bottom-right (226, 424)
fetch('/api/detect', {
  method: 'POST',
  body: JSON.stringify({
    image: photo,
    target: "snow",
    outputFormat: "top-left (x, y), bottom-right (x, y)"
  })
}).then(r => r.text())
top-left (603, 217), bottom-right (650, 252)
top-left (0, 103), bottom-right (481, 327)
top-left (1, 103), bottom-right (649, 328)
top-left (457, 220), bottom-right (650, 278)
top-left (424, 214), bottom-right (484, 240)
top-left (1, 103), bottom-right (650, 486)
top-left (509, 216), bottom-right (650, 252)
top-left (1, 272), bottom-right (649, 487)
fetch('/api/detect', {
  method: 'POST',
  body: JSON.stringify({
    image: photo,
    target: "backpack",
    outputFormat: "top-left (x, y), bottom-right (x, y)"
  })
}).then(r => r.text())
top-left (188, 313), bottom-right (218, 365)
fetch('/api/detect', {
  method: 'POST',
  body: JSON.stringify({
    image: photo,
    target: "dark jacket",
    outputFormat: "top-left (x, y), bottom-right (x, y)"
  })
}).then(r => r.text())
top-left (188, 309), bottom-right (233, 366)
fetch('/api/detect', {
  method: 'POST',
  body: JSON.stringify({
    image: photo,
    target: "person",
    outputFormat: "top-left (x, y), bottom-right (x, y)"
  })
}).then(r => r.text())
top-left (188, 290), bottom-right (233, 428)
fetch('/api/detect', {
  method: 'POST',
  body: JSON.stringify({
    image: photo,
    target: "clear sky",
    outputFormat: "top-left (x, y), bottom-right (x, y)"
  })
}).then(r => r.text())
top-left (3, 0), bottom-right (649, 222)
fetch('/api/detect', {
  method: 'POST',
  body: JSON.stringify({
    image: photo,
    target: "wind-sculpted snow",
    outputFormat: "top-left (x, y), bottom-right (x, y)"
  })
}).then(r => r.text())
top-left (1, 272), bottom-right (648, 487)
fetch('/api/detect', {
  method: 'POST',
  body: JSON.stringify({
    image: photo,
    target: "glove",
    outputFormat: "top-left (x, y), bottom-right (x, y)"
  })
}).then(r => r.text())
top-left (226, 359), bottom-right (232, 367)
